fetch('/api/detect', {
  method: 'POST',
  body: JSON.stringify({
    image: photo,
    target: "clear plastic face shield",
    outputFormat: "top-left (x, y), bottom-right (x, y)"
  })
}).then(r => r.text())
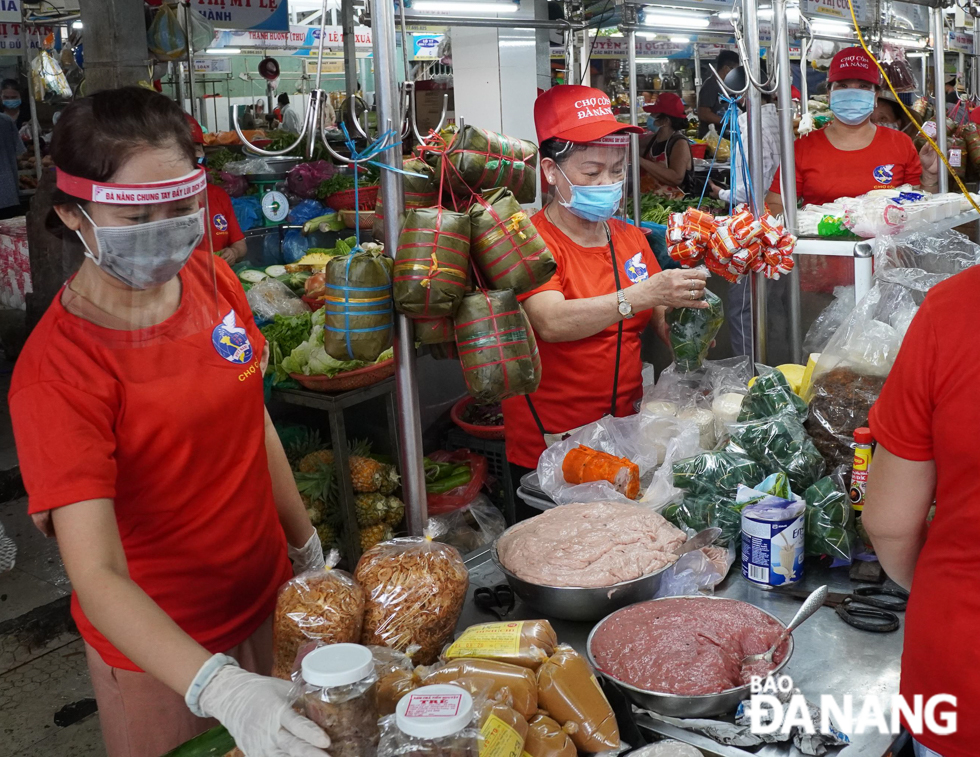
top-left (541, 134), bottom-right (631, 224)
top-left (55, 165), bottom-right (221, 344)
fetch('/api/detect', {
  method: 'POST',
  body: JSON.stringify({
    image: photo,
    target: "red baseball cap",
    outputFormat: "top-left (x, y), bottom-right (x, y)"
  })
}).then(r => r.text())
top-left (534, 85), bottom-right (642, 144)
top-left (791, 86), bottom-right (802, 100)
top-left (185, 113), bottom-right (205, 145)
top-left (828, 47), bottom-right (881, 86)
top-left (644, 92), bottom-right (686, 119)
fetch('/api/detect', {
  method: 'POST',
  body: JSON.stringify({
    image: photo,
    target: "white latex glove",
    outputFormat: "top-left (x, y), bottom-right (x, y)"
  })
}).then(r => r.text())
top-left (287, 530), bottom-right (326, 576)
top-left (197, 662), bottom-right (330, 757)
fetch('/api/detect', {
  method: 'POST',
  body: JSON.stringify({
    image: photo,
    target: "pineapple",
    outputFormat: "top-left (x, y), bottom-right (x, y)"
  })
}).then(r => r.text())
top-left (354, 493), bottom-right (388, 528)
top-left (316, 522), bottom-right (337, 548)
top-left (383, 496), bottom-right (405, 527)
top-left (294, 463), bottom-right (336, 527)
top-left (298, 449), bottom-right (334, 474)
top-left (360, 523), bottom-right (394, 551)
top-left (284, 427), bottom-right (323, 466)
top-left (351, 456), bottom-right (399, 494)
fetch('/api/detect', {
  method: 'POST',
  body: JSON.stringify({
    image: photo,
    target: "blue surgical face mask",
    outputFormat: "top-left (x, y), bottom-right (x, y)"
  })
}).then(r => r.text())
top-left (830, 88), bottom-right (875, 126)
top-left (556, 165), bottom-right (624, 223)
top-left (2, 98), bottom-right (20, 110)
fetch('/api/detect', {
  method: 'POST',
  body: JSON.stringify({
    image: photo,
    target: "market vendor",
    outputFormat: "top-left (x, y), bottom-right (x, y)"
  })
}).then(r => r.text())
top-left (638, 93), bottom-right (696, 197)
top-left (502, 85), bottom-right (710, 514)
top-left (9, 87), bottom-right (329, 757)
top-left (766, 47), bottom-right (937, 216)
top-left (697, 50), bottom-right (740, 138)
top-left (187, 115), bottom-right (248, 265)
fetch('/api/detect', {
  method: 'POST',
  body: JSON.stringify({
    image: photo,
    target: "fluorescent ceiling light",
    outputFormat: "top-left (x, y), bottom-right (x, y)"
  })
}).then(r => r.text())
top-left (882, 35), bottom-right (926, 47)
top-left (642, 11), bottom-right (710, 29)
top-left (637, 57), bottom-right (670, 63)
top-left (71, 20), bottom-right (82, 29)
top-left (670, 36), bottom-right (690, 43)
top-left (811, 19), bottom-right (853, 34)
top-left (411, 1), bottom-right (519, 12)
top-left (207, 47), bottom-right (239, 54)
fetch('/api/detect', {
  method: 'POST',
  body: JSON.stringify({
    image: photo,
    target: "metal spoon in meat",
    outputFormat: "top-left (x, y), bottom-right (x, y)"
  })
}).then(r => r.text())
top-left (672, 527), bottom-right (722, 557)
top-left (743, 585), bottom-right (829, 666)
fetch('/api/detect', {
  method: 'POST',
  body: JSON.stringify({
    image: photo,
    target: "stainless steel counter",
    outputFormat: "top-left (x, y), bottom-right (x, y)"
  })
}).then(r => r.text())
top-left (459, 548), bottom-right (905, 757)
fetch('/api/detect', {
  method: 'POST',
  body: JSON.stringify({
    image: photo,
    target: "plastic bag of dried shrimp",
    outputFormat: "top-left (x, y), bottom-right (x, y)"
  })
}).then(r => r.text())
top-left (355, 523), bottom-right (469, 665)
top-left (272, 550), bottom-right (365, 680)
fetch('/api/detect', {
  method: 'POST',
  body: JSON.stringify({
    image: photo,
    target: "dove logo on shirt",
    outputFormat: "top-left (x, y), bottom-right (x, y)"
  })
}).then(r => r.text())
top-left (212, 213), bottom-right (229, 232)
top-left (873, 164), bottom-right (895, 185)
top-left (212, 310), bottom-right (254, 364)
top-left (624, 252), bottom-right (649, 283)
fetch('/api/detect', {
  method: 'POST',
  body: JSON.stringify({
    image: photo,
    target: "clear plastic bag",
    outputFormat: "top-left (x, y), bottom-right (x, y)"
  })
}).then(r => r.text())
top-left (663, 495), bottom-right (743, 547)
top-left (431, 494), bottom-right (505, 554)
top-left (355, 526), bottom-right (469, 665)
top-left (642, 356), bottom-right (751, 415)
top-left (246, 279), bottom-right (312, 326)
top-left (874, 225), bottom-right (980, 278)
top-left (180, 6), bottom-right (216, 52)
top-left (738, 367), bottom-right (808, 423)
top-left (271, 554), bottom-right (365, 680)
top-left (667, 288), bottom-right (724, 373)
top-left (725, 410), bottom-right (826, 492)
top-left (378, 685), bottom-right (480, 757)
top-left (639, 422), bottom-right (704, 511)
top-left (420, 658), bottom-right (538, 720)
top-left (443, 619), bottom-right (557, 669)
top-left (31, 50), bottom-right (72, 100)
top-left (804, 472), bottom-right (856, 562)
top-left (671, 451), bottom-right (764, 501)
top-left (146, 4), bottom-right (186, 61)
top-left (221, 173), bottom-right (250, 199)
top-left (803, 286), bottom-right (855, 356)
top-left (657, 544), bottom-right (736, 597)
top-left (524, 714), bottom-right (577, 757)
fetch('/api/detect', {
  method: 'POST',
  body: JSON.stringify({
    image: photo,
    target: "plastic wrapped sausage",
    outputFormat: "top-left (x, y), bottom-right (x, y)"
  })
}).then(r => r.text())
top-left (523, 714), bottom-right (577, 757)
top-left (477, 700), bottom-right (528, 756)
top-left (421, 658), bottom-right (538, 720)
top-left (443, 620), bottom-right (558, 669)
top-left (536, 645), bottom-right (619, 752)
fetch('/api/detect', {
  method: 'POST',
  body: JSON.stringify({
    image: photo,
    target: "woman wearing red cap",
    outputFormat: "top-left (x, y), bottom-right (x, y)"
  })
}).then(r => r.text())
top-left (187, 115), bottom-right (248, 265)
top-left (501, 85), bottom-right (710, 512)
top-left (767, 47), bottom-right (936, 215)
top-left (639, 92), bottom-right (696, 197)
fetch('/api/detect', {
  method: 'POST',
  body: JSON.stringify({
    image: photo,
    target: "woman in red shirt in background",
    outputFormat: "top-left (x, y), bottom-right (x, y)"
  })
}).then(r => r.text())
top-left (9, 88), bottom-right (329, 757)
top-left (186, 115), bottom-right (248, 265)
top-left (502, 85), bottom-right (710, 515)
top-left (767, 47), bottom-right (937, 214)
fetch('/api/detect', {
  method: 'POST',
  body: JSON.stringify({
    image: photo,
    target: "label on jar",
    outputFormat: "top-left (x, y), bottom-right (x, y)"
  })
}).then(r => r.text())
top-left (950, 148), bottom-right (963, 167)
top-left (444, 621), bottom-right (524, 659)
top-left (480, 714), bottom-right (524, 757)
top-left (923, 120), bottom-right (938, 139)
top-left (404, 691), bottom-right (464, 718)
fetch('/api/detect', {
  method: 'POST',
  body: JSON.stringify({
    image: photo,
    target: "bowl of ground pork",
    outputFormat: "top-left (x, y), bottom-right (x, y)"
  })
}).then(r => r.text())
top-left (492, 502), bottom-right (688, 621)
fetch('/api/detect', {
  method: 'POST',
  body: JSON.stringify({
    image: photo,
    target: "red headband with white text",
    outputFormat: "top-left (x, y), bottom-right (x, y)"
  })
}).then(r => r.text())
top-left (56, 168), bottom-right (207, 205)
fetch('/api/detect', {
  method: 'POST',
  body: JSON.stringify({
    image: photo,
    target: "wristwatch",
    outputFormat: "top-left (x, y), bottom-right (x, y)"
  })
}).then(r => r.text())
top-left (617, 289), bottom-right (634, 319)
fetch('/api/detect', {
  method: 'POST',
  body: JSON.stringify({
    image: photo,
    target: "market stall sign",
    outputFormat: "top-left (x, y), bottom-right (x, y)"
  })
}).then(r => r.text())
top-left (948, 30), bottom-right (974, 54)
top-left (802, 0), bottom-right (869, 25)
top-left (413, 34), bottom-right (442, 60)
top-left (304, 58), bottom-right (344, 74)
top-left (0, 22), bottom-right (54, 52)
top-left (210, 23), bottom-right (372, 53)
top-left (193, 0), bottom-right (290, 32)
top-left (589, 37), bottom-right (735, 60)
top-left (193, 56), bottom-right (232, 73)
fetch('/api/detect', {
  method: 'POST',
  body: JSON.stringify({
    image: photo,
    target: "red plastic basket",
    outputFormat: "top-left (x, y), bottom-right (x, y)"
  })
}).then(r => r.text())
top-left (690, 143), bottom-right (708, 160)
top-left (289, 358), bottom-right (395, 392)
top-left (451, 396), bottom-right (506, 440)
top-left (325, 185), bottom-right (379, 212)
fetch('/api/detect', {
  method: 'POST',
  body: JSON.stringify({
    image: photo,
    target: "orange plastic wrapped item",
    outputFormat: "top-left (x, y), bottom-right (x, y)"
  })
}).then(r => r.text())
top-left (759, 213), bottom-right (782, 246)
top-left (728, 208), bottom-right (762, 244)
top-left (479, 701), bottom-right (528, 757)
top-left (523, 714), bottom-right (577, 757)
top-left (536, 645), bottom-right (619, 753)
top-left (704, 255), bottom-right (739, 284)
top-left (668, 239), bottom-right (702, 264)
top-left (666, 213), bottom-right (687, 243)
top-left (561, 445), bottom-right (640, 500)
top-left (682, 207), bottom-right (717, 232)
top-left (355, 527), bottom-right (469, 665)
top-left (421, 658), bottom-right (538, 720)
top-left (443, 620), bottom-right (557, 669)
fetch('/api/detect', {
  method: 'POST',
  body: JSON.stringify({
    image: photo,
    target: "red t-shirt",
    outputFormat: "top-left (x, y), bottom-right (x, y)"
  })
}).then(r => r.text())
top-left (9, 250), bottom-right (292, 671)
top-left (501, 214), bottom-right (661, 469)
top-left (868, 268), bottom-right (978, 757)
top-left (198, 184), bottom-right (245, 254)
top-left (769, 127), bottom-right (922, 206)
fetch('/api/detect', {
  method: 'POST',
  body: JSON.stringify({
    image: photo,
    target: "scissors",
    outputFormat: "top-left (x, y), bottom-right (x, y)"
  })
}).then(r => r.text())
top-left (474, 583), bottom-right (515, 620)
top-left (780, 585), bottom-right (909, 633)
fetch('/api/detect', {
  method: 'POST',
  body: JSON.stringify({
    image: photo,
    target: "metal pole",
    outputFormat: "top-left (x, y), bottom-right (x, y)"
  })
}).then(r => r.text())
top-left (974, 28), bottom-right (980, 97)
top-left (185, 3), bottom-right (199, 120)
top-left (932, 6), bottom-right (949, 193)
top-left (921, 53), bottom-right (928, 97)
top-left (772, 0), bottom-right (801, 363)
top-left (744, 0), bottom-right (767, 364)
top-left (626, 10), bottom-right (641, 228)
top-left (341, 0), bottom-right (359, 100)
top-left (371, 0), bottom-right (428, 535)
top-left (19, 10), bottom-right (42, 182)
top-left (693, 44), bottom-right (702, 89)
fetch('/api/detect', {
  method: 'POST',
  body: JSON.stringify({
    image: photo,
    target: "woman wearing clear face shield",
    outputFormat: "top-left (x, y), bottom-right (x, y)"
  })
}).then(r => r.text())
top-left (502, 85), bottom-right (711, 515)
top-left (9, 88), bottom-right (330, 757)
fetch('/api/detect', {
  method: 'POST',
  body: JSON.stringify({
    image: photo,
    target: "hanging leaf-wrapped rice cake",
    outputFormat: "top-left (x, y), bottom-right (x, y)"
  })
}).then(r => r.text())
top-left (413, 316), bottom-right (455, 345)
top-left (373, 157), bottom-right (439, 243)
top-left (455, 289), bottom-right (537, 403)
top-left (520, 304), bottom-right (542, 389)
top-left (432, 125), bottom-right (538, 203)
top-left (469, 188), bottom-right (556, 295)
top-left (323, 249), bottom-right (394, 362)
top-left (394, 207), bottom-right (471, 319)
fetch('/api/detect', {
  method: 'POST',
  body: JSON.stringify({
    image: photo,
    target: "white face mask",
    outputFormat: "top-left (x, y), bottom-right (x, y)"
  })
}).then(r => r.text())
top-left (76, 206), bottom-right (205, 290)
top-left (880, 122), bottom-right (901, 130)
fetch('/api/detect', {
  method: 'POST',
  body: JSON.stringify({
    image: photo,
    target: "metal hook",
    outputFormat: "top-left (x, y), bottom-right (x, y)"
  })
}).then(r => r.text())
top-left (710, 63), bottom-right (747, 98)
top-left (730, 0), bottom-right (780, 95)
top-left (318, 118), bottom-right (394, 165)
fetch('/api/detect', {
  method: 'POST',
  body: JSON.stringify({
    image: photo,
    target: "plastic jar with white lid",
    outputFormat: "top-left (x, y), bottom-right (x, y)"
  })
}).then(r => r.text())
top-left (291, 643), bottom-right (380, 757)
top-left (378, 684), bottom-right (480, 756)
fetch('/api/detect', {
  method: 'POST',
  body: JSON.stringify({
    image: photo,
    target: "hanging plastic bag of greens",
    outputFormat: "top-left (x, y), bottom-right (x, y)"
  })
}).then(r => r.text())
top-left (468, 188), bottom-right (556, 295)
top-left (666, 288), bottom-right (724, 373)
top-left (146, 4), bottom-right (187, 62)
top-left (179, 6), bottom-right (216, 52)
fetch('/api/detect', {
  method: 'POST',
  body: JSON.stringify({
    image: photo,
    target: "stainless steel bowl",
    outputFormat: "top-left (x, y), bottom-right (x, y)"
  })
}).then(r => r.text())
top-left (490, 525), bottom-right (671, 622)
top-left (586, 595), bottom-right (795, 718)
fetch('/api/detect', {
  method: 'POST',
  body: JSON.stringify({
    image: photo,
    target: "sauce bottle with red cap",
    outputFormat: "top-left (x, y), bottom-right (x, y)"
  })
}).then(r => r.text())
top-left (849, 427), bottom-right (874, 551)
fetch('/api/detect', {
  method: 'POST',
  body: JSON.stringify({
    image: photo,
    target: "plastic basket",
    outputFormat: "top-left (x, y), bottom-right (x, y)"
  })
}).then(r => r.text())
top-left (450, 396), bottom-right (505, 440)
top-left (446, 428), bottom-right (515, 523)
top-left (340, 209), bottom-right (375, 230)
top-left (289, 358), bottom-right (395, 392)
top-left (325, 185), bottom-right (379, 212)
top-left (690, 143), bottom-right (708, 160)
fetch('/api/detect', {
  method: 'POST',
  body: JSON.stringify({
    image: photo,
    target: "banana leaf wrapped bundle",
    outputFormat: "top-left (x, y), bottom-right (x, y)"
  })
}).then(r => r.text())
top-left (739, 368), bottom-right (809, 422)
top-left (468, 188), bottom-right (556, 295)
top-left (671, 451), bottom-right (763, 500)
top-left (393, 207), bottom-right (471, 318)
top-left (373, 157), bottom-right (439, 243)
top-left (455, 289), bottom-right (537, 403)
top-left (322, 249), bottom-right (394, 362)
top-left (430, 126), bottom-right (538, 203)
top-left (725, 411), bottom-right (826, 491)
top-left (804, 475), bottom-right (856, 561)
top-left (663, 495), bottom-right (743, 546)
top-left (414, 316), bottom-right (455, 345)
top-left (520, 304), bottom-right (542, 387)
top-left (666, 289), bottom-right (725, 373)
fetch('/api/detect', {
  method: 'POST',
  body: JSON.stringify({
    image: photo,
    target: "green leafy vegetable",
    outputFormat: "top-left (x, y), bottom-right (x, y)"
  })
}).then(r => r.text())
top-left (207, 148), bottom-right (238, 174)
top-left (667, 289), bottom-right (724, 372)
top-left (279, 309), bottom-right (394, 379)
top-left (672, 451), bottom-right (763, 500)
top-left (725, 411), bottom-right (826, 491)
top-left (738, 369), bottom-right (809, 423)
